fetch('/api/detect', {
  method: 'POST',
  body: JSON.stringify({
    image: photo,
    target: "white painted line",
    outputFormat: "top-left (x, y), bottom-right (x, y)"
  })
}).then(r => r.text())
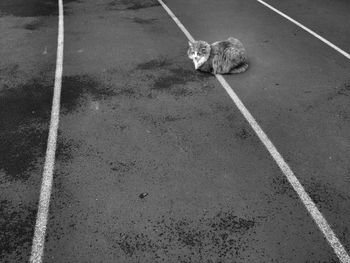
top-left (216, 75), bottom-right (350, 262)
top-left (157, 0), bottom-right (195, 43)
top-left (257, 0), bottom-right (350, 60)
top-left (156, 0), bottom-right (350, 262)
top-left (30, 0), bottom-right (64, 262)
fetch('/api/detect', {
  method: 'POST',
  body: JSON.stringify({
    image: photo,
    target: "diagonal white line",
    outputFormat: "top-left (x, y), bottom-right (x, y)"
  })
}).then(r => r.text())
top-left (30, 0), bottom-right (64, 262)
top-left (216, 75), bottom-right (350, 262)
top-left (156, 0), bottom-right (350, 262)
top-left (257, 0), bottom-right (350, 60)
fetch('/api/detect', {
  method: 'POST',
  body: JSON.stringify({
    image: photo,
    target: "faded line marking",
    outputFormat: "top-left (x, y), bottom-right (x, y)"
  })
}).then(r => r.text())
top-left (30, 0), bottom-right (64, 262)
top-left (257, 0), bottom-right (350, 60)
top-left (156, 0), bottom-right (350, 262)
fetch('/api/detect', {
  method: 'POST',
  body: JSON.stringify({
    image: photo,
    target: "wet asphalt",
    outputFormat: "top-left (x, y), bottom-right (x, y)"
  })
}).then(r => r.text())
top-left (0, 0), bottom-right (349, 262)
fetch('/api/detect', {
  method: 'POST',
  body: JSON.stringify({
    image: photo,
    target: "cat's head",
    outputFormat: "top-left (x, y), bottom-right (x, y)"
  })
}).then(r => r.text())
top-left (187, 40), bottom-right (211, 69)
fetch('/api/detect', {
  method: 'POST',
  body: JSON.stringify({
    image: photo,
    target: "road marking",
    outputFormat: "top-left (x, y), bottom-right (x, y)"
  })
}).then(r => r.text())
top-left (256, 0), bottom-right (350, 60)
top-left (30, 0), bottom-right (64, 262)
top-left (156, 0), bottom-right (350, 262)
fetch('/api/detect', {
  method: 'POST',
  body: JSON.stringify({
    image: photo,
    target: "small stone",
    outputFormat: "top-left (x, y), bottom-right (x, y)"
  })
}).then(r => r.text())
top-left (139, 192), bottom-right (149, 199)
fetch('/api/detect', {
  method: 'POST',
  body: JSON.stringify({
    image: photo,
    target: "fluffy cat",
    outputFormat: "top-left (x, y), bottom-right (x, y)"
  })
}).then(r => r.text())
top-left (187, 37), bottom-right (248, 75)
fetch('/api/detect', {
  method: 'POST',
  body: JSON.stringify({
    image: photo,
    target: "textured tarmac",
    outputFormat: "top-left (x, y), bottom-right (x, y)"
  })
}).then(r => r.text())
top-left (0, 0), bottom-right (349, 262)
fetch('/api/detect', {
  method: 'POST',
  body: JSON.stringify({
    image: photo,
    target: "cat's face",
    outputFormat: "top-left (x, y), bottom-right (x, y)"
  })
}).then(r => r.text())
top-left (187, 41), bottom-right (210, 69)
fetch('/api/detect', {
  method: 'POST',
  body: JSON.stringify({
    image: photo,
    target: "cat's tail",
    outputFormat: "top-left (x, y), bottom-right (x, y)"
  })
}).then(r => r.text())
top-left (230, 62), bottom-right (249, 74)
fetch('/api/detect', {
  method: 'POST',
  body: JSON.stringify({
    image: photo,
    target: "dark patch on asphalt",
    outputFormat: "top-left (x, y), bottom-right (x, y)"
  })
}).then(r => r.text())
top-left (108, 210), bottom-right (257, 261)
top-left (152, 71), bottom-right (188, 89)
top-left (0, 64), bottom-right (22, 90)
top-left (56, 134), bottom-right (80, 163)
top-left (270, 176), bottom-right (296, 199)
top-left (0, 78), bottom-right (52, 128)
top-left (137, 114), bottom-right (162, 130)
top-left (61, 75), bottom-right (115, 114)
top-left (306, 179), bottom-right (348, 211)
top-left (107, 0), bottom-right (160, 11)
top-left (136, 59), bottom-right (171, 70)
top-left (132, 17), bottom-right (158, 25)
top-left (336, 110), bottom-right (349, 121)
top-left (225, 113), bottom-right (255, 139)
top-left (0, 63), bottom-right (19, 76)
top-left (104, 59), bottom-right (214, 99)
top-left (114, 123), bottom-right (128, 131)
top-left (326, 81), bottom-right (350, 102)
top-left (337, 81), bottom-right (350, 97)
top-left (115, 87), bottom-right (136, 97)
top-left (0, 127), bottom-right (48, 181)
top-left (0, 74), bottom-right (111, 180)
top-left (0, 0), bottom-right (77, 17)
top-left (151, 67), bottom-right (211, 97)
top-left (235, 127), bottom-right (252, 140)
top-left (162, 115), bottom-right (187, 122)
top-left (109, 160), bottom-right (136, 174)
top-left (23, 19), bottom-right (43, 30)
top-left (303, 82), bottom-right (350, 125)
top-left (0, 77), bottom-right (52, 180)
top-left (0, 200), bottom-right (36, 260)
top-left (125, 1), bottom-right (160, 10)
top-left (171, 67), bottom-right (211, 80)
top-left (266, 174), bottom-right (298, 208)
top-left (210, 102), bottom-right (232, 114)
top-left (305, 81), bottom-right (350, 122)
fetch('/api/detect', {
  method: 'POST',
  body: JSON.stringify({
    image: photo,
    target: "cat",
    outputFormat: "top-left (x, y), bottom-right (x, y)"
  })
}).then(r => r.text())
top-left (187, 37), bottom-right (248, 75)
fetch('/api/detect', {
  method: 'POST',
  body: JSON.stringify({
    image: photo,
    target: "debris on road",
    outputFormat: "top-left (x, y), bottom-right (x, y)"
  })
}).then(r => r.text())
top-left (139, 192), bottom-right (149, 199)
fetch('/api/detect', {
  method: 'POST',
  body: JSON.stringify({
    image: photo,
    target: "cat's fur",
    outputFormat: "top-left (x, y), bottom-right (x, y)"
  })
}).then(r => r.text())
top-left (187, 37), bottom-right (248, 75)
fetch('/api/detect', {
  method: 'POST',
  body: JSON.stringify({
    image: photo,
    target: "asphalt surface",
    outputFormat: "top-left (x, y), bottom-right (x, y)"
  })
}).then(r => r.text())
top-left (0, 0), bottom-right (349, 262)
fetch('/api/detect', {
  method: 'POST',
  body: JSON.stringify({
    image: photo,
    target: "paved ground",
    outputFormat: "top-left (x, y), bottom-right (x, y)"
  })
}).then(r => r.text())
top-left (0, 0), bottom-right (349, 262)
